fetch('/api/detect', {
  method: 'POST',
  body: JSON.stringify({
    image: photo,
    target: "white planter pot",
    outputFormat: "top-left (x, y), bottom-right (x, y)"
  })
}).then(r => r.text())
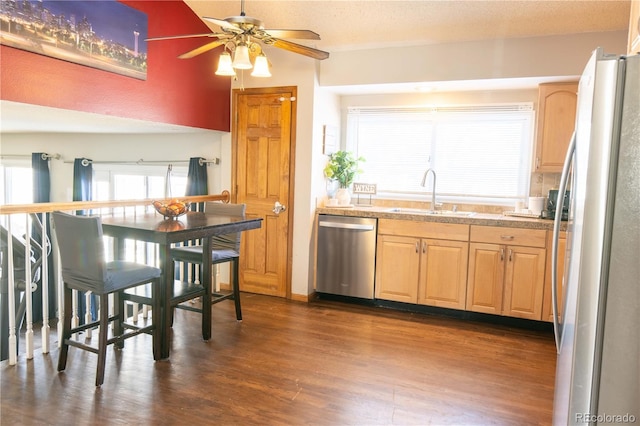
top-left (335, 188), bottom-right (351, 206)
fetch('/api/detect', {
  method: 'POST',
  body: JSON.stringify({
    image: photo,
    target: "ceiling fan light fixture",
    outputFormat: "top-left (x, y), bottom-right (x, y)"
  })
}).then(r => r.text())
top-left (232, 44), bottom-right (253, 69)
top-left (251, 54), bottom-right (271, 77)
top-left (215, 51), bottom-right (236, 76)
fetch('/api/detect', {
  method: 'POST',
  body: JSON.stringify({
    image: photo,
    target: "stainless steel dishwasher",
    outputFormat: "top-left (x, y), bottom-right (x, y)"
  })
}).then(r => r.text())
top-left (316, 214), bottom-right (377, 299)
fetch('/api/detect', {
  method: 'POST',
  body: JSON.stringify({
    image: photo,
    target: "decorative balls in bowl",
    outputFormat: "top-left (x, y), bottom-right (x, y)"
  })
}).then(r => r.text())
top-left (152, 199), bottom-right (189, 219)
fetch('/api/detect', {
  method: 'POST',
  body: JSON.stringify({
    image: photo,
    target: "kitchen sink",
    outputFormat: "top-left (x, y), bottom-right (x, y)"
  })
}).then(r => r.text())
top-left (386, 208), bottom-right (475, 217)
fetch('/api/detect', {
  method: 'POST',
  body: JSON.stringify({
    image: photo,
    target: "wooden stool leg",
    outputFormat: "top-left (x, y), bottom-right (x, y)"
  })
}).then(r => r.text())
top-left (151, 279), bottom-right (162, 360)
top-left (95, 294), bottom-right (109, 387)
top-left (232, 259), bottom-right (242, 321)
top-left (114, 292), bottom-right (124, 349)
top-left (57, 285), bottom-right (73, 372)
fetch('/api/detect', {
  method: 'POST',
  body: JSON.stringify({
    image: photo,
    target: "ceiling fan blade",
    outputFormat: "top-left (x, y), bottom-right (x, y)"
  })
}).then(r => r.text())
top-left (202, 16), bottom-right (239, 31)
top-left (146, 33), bottom-right (222, 42)
top-left (263, 29), bottom-right (320, 40)
top-left (178, 40), bottom-right (227, 59)
top-left (271, 39), bottom-right (329, 60)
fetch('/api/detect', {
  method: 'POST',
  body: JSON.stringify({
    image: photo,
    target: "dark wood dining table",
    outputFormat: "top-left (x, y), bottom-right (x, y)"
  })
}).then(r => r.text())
top-left (101, 211), bottom-right (262, 359)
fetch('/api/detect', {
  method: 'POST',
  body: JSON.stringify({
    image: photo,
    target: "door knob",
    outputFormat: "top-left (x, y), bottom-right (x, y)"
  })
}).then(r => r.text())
top-left (273, 201), bottom-right (287, 214)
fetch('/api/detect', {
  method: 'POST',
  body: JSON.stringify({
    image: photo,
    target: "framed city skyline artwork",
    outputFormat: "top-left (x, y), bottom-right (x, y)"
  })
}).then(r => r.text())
top-left (0, 0), bottom-right (148, 80)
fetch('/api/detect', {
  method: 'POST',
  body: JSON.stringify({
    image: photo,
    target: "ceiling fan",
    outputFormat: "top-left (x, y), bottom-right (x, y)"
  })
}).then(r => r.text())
top-left (145, 0), bottom-right (330, 64)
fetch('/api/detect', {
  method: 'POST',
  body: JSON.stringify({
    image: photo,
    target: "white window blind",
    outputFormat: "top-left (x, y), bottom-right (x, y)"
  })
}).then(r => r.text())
top-left (346, 104), bottom-right (533, 203)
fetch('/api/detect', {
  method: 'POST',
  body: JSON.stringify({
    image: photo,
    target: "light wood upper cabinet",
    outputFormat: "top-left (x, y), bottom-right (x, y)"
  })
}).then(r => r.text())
top-left (376, 219), bottom-right (469, 308)
top-left (629, 0), bottom-right (640, 55)
top-left (542, 231), bottom-right (567, 322)
top-left (534, 82), bottom-right (578, 173)
top-left (467, 226), bottom-right (546, 320)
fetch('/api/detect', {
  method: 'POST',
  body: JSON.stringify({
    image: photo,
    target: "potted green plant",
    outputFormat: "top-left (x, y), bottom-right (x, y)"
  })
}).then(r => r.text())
top-left (324, 150), bottom-right (364, 205)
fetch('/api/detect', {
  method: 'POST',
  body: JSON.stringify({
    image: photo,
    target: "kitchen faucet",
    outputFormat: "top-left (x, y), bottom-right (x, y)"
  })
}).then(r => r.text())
top-left (421, 168), bottom-right (437, 211)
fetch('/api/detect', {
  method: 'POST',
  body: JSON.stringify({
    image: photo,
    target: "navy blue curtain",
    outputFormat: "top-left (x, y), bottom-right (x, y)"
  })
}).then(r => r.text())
top-left (32, 153), bottom-right (50, 204)
top-left (186, 157), bottom-right (208, 212)
top-left (72, 158), bottom-right (97, 322)
top-left (31, 153), bottom-right (55, 323)
top-left (73, 158), bottom-right (93, 216)
top-left (183, 157), bottom-right (208, 282)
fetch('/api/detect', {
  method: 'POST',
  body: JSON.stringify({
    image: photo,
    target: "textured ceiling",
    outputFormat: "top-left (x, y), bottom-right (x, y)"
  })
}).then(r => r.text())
top-left (182, 0), bottom-right (631, 51)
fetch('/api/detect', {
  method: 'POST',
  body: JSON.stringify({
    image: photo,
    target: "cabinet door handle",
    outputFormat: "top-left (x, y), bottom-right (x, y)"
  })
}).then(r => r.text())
top-left (500, 235), bottom-right (515, 241)
top-left (422, 241), bottom-right (427, 253)
top-left (508, 249), bottom-right (513, 262)
top-left (415, 242), bottom-right (419, 253)
top-left (500, 248), bottom-right (504, 261)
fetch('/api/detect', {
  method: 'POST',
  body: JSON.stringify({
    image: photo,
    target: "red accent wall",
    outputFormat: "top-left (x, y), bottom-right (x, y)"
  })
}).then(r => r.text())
top-left (0, 1), bottom-right (231, 131)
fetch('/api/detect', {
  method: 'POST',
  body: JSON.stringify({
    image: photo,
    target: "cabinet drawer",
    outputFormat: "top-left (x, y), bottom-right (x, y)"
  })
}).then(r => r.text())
top-left (379, 219), bottom-right (469, 241)
top-left (470, 226), bottom-right (546, 248)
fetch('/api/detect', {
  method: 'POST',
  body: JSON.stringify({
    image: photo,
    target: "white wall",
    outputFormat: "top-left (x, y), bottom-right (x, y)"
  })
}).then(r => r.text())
top-left (320, 31), bottom-right (628, 87)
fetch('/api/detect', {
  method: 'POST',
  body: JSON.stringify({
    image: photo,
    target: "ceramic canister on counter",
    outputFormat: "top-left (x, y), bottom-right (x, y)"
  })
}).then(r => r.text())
top-left (528, 196), bottom-right (546, 215)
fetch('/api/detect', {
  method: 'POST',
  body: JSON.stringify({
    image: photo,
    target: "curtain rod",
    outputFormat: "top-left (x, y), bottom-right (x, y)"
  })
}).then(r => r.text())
top-left (63, 157), bottom-right (220, 167)
top-left (0, 153), bottom-right (61, 161)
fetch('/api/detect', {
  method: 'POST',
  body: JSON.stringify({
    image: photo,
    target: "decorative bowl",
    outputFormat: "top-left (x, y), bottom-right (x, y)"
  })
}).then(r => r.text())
top-left (152, 199), bottom-right (189, 219)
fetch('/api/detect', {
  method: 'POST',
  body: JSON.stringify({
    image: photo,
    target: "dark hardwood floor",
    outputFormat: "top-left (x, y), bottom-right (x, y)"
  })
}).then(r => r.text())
top-left (1, 294), bottom-right (557, 425)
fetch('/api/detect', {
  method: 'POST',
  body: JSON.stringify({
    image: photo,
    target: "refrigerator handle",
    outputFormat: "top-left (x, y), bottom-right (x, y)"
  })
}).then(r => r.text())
top-left (552, 131), bottom-right (576, 354)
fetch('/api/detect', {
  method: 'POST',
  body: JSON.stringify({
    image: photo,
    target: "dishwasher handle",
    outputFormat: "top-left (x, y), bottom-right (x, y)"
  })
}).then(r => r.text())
top-left (319, 221), bottom-right (375, 231)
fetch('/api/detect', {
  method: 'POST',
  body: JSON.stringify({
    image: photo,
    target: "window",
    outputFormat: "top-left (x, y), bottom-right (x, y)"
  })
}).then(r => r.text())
top-left (94, 165), bottom-right (187, 264)
top-left (94, 166), bottom-right (187, 202)
top-left (0, 163), bottom-right (33, 237)
top-left (346, 104), bottom-right (534, 204)
top-left (0, 164), bottom-right (32, 205)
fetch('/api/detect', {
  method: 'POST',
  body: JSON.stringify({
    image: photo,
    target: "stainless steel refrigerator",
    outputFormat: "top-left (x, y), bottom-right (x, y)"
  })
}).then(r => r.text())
top-left (551, 49), bottom-right (639, 425)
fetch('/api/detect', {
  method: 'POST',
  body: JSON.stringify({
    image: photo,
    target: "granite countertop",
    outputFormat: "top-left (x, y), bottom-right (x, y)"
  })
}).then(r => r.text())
top-left (316, 205), bottom-right (566, 231)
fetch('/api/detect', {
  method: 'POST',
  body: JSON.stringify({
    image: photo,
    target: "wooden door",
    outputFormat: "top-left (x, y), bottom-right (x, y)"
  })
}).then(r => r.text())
top-left (375, 234), bottom-right (419, 303)
top-left (466, 242), bottom-right (504, 315)
top-left (232, 87), bottom-right (295, 298)
top-left (503, 246), bottom-right (546, 320)
top-left (418, 239), bottom-right (469, 309)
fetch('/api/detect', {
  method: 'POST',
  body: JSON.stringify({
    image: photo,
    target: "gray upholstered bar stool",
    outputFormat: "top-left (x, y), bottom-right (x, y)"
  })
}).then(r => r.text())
top-left (171, 202), bottom-right (246, 322)
top-left (51, 211), bottom-right (162, 387)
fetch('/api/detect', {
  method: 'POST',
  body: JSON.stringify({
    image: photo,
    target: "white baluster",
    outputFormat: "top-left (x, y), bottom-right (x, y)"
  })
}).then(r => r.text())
top-left (132, 301), bottom-right (139, 323)
top-left (214, 264), bottom-right (220, 293)
top-left (7, 218), bottom-right (17, 365)
top-left (71, 289), bottom-right (79, 339)
top-left (84, 292), bottom-right (92, 338)
top-left (24, 214), bottom-right (34, 359)
top-left (41, 213), bottom-right (50, 354)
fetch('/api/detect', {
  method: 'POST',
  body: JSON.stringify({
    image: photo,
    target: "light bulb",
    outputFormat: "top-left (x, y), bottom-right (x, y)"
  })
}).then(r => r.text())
top-left (251, 54), bottom-right (271, 77)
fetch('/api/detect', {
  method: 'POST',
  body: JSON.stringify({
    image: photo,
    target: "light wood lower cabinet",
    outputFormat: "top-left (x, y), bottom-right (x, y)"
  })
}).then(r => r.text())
top-left (375, 220), bottom-right (549, 321)
top-left (466, 243), bottom-right (505, 315)
top-left (466, 226), bottom-right (546, 320)
top-left (375, 219), bottom-right (469, 309)
top-left (542, 231), bottom-right (567, 322)
top-left (418, 239), bottom-right (468, 309)
top-left (375, 234), bottom-right (420, 303)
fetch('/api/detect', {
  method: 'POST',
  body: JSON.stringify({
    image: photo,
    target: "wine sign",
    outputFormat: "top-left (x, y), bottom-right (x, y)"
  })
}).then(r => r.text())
top-left (352, 183), bottom-right (377, 195)
top-left (352, 183), bottom-right (376, 206)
